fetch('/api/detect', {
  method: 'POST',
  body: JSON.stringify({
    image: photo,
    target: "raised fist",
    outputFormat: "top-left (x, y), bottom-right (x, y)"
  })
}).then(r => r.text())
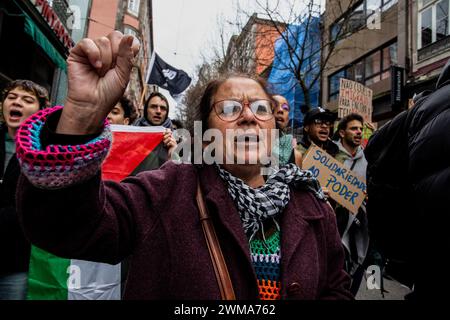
top-left (57, 31), bottom-right (140, 134)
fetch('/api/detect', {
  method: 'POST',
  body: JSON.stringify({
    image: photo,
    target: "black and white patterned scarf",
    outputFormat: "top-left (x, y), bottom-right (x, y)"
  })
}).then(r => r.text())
top-left (217, 163), bottom-right (325, 241)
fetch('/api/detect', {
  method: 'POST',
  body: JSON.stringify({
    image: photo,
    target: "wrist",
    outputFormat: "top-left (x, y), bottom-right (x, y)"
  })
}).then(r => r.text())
top-left (56, 102), bottom-right (106, 135)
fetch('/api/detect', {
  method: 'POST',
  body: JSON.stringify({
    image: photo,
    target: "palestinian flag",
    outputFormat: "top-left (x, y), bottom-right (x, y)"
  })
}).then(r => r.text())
top-left (102, 125), bottom-right (166, 180)
top-left (27, 125), bottom-right (165, 300)
top-left (27, 247), bottom-right (122, 300)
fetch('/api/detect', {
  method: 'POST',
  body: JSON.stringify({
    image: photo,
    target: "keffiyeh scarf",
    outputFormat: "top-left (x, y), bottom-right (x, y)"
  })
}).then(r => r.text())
top-left (218, 163), bottom-right (325, 241)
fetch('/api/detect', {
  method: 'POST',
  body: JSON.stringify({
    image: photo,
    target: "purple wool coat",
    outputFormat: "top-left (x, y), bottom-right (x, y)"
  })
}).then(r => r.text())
top-left (17, 161), bottom-right (353, 300)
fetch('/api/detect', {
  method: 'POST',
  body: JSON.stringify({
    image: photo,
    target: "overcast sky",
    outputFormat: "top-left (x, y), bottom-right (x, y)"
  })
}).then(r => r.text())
top-left (153, 0), bottom-right (251, 77)
top-left (153, 0), bottom-right (258, 118)
top-left (152, 0), bottom-right (324, 118)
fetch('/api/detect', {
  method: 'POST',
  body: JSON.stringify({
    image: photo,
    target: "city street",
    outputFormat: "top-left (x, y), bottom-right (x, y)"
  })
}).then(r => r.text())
top-left (356, 276), bottom-right (412, 300)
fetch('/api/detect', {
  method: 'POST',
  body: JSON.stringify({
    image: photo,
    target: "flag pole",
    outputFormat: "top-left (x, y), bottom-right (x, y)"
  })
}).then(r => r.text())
top-left (139, 51), bottom-right (157, 117)
top-left (145, 51), bottom-right (157, 84)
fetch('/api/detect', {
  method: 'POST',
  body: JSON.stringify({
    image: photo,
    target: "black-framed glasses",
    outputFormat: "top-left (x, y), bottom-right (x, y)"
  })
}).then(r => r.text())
top-left (211, 99), bottom-right (274, 122)
top-left (313, 118), bottom-right (333, 126)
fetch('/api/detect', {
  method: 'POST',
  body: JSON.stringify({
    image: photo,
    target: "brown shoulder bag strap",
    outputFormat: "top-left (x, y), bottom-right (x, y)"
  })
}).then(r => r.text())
top-left (196, 180), bottom-right (236, 300)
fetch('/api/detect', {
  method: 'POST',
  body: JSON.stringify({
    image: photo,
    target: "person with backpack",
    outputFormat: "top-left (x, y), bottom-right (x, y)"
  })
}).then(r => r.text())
top-left (365, 58), bottom-right (450, 300)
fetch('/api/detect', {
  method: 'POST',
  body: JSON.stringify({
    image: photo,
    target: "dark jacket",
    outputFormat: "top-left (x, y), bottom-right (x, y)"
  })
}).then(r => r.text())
top-left (0, 125), bottom-right (30, 274)
top-left (17, 161), bottom-right (352, 300)
top-left (405, 60), bottom-right (450, 299)
top-left (365, 59), bottom-right (450, 299)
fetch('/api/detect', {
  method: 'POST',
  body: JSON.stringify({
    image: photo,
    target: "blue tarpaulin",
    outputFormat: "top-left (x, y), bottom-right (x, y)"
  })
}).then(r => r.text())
top-left (268, 16), bottom-right (321, 127)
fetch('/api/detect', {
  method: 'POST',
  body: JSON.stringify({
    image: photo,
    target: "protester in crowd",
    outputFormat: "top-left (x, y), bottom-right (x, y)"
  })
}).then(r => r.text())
top-left (134, 91), bottom-right (172, 128)
top-left (272, 95), bottom-right (302, 167)
top-left (15, 31), bottom-right (352, 300)
top-left (296, 107), bottom-right (339, 157)
top-left (0, 79), bottom-right (49, 300)
top-left (334, 113), bottom-right (370, 296)
top-left (107, 96), bottom-right (137, 125)
top-left (132, 91), bottom-right (177, 165)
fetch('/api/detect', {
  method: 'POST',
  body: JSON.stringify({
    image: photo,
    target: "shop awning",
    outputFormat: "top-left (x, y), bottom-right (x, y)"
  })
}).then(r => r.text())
top-left (24, 16), bottom-right (67, 71)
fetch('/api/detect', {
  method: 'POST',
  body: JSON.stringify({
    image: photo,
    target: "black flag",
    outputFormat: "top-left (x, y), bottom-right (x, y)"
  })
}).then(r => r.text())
top-left (146, 52), bottom-right (192, 95)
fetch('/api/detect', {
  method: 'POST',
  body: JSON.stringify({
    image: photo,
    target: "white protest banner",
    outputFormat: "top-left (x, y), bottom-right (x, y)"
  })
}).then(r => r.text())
top-left (302, 145), bottom-right (366, 214)
top-left (338, 78), bottom-right (373, 123)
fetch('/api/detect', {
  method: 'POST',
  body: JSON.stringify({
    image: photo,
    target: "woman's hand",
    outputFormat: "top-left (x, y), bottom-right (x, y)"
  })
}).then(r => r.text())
top-left (57, 31), bottom-right (140, 135)
top-left (163, 129), bottom-right (178, 158)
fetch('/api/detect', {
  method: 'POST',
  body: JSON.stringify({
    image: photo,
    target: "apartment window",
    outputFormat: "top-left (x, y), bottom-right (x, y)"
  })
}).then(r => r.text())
top-left (328, 42), bottom-right (397, 100)
top-left (127, 0), bottom-right (140, 16)
top-left (329, 69), bottom-right (346, 99)
top-left (437, 0), bottom-right (449, 40)
top-left (330, 21), bottom-right (342, 43)
top-left (367, 0), bottom-right (382, 17)
top-left (347, 61), bottom-right (364, 83)
top-left (419, 0), bottom-right (450, 48)
top-left (348, 2), bottom-right (365, 31)
top-left (330, 2), bottom-right (364, 43)
top-left (365, 51), bottom-right (381, 84)
top-left (330, 0), bottom-right (398, 43)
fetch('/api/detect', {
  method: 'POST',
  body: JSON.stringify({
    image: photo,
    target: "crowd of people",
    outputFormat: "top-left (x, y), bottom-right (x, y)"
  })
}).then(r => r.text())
top-left (1, 30), bottom-right (447, 301)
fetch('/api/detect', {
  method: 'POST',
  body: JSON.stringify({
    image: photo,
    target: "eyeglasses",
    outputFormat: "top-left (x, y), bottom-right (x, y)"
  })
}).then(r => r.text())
top-left (313, 118), bottom-right (332, 126)
top-left (211, 99), bottom-right (274, 122)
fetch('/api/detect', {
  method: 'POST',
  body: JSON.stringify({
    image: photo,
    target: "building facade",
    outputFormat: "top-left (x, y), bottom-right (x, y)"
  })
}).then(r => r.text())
top-left (0, 0), bottom-right (153, 117)
top-left (408, 0), bottom-right (450, 97)
top-left (322, 0), bottom-right (401, 125)
top-left (323, 0), bottom-right (450, 126)
top-left (222, 13), bottom-right (286, 77)
top-left (0, 0), bottom-right (75, 105)
top-left (84, 0), bottom-right (154, 116)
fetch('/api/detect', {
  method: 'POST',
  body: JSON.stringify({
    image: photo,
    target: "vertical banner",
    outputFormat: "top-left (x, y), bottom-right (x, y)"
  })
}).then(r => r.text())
top-left (391, 66), bottom-right (404, 108)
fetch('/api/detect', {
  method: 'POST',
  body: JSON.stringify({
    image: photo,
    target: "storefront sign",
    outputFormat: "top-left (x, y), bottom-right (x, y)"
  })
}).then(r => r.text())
top-left (391, 65), bottom-right (404, 107)
top-left (30, 0), bottom-right (75, 51)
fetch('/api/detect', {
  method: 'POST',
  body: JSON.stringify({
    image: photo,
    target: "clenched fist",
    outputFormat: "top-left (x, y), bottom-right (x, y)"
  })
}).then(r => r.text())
top-left (57, 31), bottom-right (140, 135)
